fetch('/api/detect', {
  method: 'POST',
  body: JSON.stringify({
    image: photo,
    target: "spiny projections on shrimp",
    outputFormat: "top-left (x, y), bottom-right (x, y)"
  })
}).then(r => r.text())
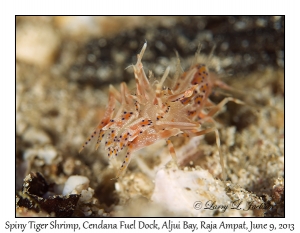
top-left (79, 42), bottom-right (243, 179)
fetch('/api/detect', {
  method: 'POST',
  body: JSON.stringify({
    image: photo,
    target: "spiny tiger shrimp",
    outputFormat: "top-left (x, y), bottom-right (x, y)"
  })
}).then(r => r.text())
top-left (79, 42), bottom-right (243, 180)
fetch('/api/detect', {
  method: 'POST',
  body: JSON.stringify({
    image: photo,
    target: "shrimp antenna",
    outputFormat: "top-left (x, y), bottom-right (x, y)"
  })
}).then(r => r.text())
top-left (125, 64), bottom-right (134, 70)
top-left (207, 43), bottom-right (216, 67)
top-left (191, 43), bottom-right (202, 67)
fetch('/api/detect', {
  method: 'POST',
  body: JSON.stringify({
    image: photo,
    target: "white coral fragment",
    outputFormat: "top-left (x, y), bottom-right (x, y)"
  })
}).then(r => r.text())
top-left (151, 167), bottom-right (234, 217)
top-left (62, 175), bottom-right (90, 195)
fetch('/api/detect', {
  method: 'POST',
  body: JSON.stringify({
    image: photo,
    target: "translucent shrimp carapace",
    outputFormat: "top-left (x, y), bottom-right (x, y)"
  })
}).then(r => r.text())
top-left (79, 42), bottom-right (243, 179)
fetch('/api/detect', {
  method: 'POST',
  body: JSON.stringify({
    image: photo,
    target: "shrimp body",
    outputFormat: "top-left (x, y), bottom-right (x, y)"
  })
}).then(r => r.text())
top-left (79, 42), bottom-right (242, 179)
